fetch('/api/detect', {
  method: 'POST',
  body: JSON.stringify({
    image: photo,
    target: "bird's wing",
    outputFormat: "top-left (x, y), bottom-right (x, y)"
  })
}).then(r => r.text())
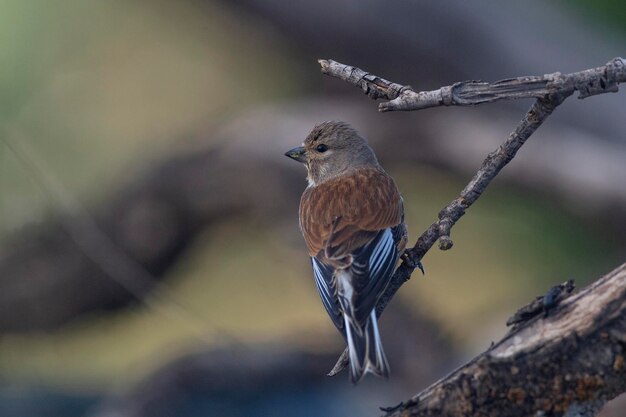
top-left (311, 225), bottom-right (402, 331)
top-left (341, 226), bottom-right (401, 325)
top-left (299, 168), bottom-right (404, 257)
top-left (311, 256), bottom-right (344, 331)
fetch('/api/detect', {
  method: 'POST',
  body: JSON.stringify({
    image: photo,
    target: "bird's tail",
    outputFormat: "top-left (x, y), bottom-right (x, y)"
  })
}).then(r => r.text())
top-left (344, 309), bottom-right (390, 384)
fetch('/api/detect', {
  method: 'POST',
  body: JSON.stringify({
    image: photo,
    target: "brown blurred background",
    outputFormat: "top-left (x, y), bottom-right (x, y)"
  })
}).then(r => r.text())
top-left (0, 1), bottom-right (624, 416)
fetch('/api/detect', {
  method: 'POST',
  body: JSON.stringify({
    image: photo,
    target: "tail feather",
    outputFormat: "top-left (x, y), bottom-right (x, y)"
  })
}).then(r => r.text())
top-left (345, 310), bottom-right (390, 383)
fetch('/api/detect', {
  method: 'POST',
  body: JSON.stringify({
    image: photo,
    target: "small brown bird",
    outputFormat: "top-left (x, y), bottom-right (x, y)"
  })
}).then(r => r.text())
top-left (285, 121), bottom-right (408, 383)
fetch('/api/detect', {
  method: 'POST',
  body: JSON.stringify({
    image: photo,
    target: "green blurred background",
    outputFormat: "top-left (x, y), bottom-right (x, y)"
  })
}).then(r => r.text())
top-left (0, 1), bottom-right (624, 416)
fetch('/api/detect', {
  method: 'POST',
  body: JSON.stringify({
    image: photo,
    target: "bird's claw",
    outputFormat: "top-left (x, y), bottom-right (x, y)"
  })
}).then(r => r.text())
top-left (401, 250), bottom-right (425, 274)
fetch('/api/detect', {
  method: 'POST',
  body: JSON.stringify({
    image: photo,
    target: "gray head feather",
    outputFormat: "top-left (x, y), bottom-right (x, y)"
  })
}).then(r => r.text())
top-left (303, 121), bottom-right (379, 185)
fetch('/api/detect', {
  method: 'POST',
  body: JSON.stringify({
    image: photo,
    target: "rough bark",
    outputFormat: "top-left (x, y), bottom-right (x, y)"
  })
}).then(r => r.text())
top-left (381, 262), bottom-right (626, 417)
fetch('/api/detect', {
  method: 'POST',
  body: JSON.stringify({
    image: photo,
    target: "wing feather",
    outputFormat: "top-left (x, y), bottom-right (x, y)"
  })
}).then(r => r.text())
top-left (311, 257), bottom-right (344, 331)
top-left (345, 227), bottom-right (399, 325)
top-left (313, 226), bottom-right (402, 332)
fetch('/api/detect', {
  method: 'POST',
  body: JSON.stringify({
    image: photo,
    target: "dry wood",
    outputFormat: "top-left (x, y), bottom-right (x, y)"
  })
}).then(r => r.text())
top-left (319, 58), bottom-right (626, 111)
top-left (382, 262), bottom-right (626, 417)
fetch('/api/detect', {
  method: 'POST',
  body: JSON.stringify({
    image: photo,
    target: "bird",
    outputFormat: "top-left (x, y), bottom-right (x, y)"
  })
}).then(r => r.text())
top-left (285, 120), bottom-right (408, 383)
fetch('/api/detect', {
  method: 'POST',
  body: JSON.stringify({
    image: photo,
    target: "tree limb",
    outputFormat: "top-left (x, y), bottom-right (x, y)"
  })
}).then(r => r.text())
top-left (319, 58), bottom-right (626, 111)
top-left (322, 58), bottom-right (626, 377)
top-left (382, 262), bottom-right (626, 417)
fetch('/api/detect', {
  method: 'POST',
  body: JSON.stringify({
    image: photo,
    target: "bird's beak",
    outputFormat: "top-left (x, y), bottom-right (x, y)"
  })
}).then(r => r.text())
top-left (284, 146), bottom-right (307, 163)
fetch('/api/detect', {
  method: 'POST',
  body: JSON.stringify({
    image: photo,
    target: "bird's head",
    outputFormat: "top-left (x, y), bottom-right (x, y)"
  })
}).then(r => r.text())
top-left (284, 121), bottom-right (379, 186)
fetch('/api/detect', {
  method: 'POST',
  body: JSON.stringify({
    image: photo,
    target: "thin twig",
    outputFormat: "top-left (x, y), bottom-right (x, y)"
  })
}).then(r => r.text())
top-left (322, 57), bottom-right (626, 376)
top-left (319, 58), bottom-right (626, 111)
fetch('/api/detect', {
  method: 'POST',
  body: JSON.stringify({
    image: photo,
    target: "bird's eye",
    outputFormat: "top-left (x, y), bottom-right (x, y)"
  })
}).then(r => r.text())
top-left (316, 144), bottom-right (328, 153)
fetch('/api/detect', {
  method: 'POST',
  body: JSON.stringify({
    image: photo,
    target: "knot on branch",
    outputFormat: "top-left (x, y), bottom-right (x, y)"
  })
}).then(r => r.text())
top-left (438, 219), bottom-right (454, 250)
top-left (608, 57), bottom-right (626, 76)
top-left (441, 85), bottom-right (455, 106)
top-left (576, 73), bottom-right (618, 99)
top-left (540, 73), bottom-right (574, 109)
top-left (436, 200), bottom-right (465, 250)
top-left (361, 73), bottom-right (392, 99)
top-left (506, 279), bottom-right (576, 328)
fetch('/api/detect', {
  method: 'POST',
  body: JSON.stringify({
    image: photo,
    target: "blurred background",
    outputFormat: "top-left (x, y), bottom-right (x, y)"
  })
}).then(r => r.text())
top-left (0, 1), bottom-right (624, 416)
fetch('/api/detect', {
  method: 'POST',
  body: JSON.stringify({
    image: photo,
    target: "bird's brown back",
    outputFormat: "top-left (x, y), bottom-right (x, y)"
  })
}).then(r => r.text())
top-left (299, 167), bottom-right (404, 258)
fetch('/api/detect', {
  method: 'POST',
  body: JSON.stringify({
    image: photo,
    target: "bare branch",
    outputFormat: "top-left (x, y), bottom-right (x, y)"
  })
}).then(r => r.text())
top-left (318, 59), bottom-right (407, 101)
top-left (319, 57), bottom-right (626, 112)
top-left (382, 262), bottom-right (626, 417)
top-left (323, 58), bottom-right (626, 377)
